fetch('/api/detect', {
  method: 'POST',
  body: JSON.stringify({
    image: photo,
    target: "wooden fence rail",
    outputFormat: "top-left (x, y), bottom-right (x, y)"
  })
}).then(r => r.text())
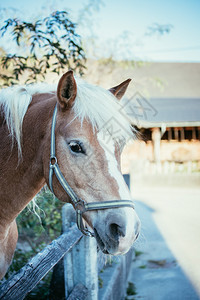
top-left (0, 226), bottom-right (82, 300)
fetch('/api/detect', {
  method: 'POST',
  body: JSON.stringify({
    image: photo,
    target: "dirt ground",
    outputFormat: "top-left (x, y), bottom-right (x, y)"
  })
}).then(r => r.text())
top-left (130, 179), bottom-right (200, 299)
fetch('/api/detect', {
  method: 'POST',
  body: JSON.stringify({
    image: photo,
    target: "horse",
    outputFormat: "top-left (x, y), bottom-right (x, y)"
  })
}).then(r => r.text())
top-left (0, 70), bottom-right (140, 279)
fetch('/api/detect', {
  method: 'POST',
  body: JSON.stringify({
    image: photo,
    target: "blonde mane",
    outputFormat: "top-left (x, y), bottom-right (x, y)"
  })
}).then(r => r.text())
top-left (0, 79), bottom-right (134, 154)
top-left (74, 79), bottom-right (134, 147)
top-left (0, 83), bottom-right (56, 154)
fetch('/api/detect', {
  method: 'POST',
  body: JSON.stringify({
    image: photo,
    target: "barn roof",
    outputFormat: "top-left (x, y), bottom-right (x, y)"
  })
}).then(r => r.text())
top-left (122, 96), bottom-right (200, 128)
top-left (85, 61), bottom-right (200, 128)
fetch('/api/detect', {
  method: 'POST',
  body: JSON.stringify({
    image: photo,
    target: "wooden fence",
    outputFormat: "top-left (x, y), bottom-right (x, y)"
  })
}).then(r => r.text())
top-left (0, 176), bottom-right (133, 300)
top-left (0, 223), bottom-right (82, 299)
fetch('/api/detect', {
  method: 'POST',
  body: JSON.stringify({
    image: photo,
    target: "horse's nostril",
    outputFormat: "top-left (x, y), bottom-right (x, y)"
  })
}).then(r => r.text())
top-left (105, 213), bottom-right (126, 242)
top-left (109, 222), bottom-right (126, 241)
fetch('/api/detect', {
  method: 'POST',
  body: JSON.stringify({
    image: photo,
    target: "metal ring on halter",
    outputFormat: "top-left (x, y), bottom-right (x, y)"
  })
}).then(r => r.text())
top-left (50, 156), bottom-right (57, 166)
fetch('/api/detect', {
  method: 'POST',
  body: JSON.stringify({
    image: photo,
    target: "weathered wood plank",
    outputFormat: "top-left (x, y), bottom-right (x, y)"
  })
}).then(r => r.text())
top-left (67, 283), bottom-right (88, 300)
top-left (0, 225), bottom-right (82, 300)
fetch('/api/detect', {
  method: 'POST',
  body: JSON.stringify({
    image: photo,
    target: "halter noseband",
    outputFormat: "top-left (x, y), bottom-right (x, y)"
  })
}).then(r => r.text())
top-left (49, 105), bottom-right (134, 237)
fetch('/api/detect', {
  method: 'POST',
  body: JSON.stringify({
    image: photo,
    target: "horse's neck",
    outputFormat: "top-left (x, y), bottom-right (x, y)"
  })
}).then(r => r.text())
top-left (0, 94), bottom-right (56, 227)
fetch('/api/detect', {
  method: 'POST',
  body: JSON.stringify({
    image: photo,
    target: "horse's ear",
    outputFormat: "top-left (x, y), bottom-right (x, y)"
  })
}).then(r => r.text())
top-left (109, 79), bottom-right (131, 100)
top-left (57, 70), bottom-right (77, 109)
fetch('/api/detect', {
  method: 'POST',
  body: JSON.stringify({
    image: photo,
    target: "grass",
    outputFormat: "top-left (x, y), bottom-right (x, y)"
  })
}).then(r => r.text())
top-left (135, 250), bottom-right (143, 257)
top-left (139, 265), bottom-right (147, 269)
top-left (126, 281), bottom-right (137, 296)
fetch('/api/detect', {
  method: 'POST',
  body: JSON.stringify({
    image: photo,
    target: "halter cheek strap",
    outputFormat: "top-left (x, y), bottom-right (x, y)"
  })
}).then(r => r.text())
top-left (49, 105), bottom-right (80, 203)
top-left (49, 105), bottom-right (134, 237)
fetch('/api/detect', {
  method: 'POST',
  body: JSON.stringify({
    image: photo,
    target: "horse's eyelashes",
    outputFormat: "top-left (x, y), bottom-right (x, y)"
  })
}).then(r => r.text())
top-left (68, 141), bottom-right (86, 154)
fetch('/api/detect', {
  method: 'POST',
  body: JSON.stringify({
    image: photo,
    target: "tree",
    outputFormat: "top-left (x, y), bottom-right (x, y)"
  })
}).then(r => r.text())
top-left (0, 11), bottom-right (86, 87)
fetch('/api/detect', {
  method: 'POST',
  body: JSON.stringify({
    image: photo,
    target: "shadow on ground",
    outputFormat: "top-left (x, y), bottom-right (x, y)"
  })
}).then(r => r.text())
top-left (127, 200), bottom-right (199, 300)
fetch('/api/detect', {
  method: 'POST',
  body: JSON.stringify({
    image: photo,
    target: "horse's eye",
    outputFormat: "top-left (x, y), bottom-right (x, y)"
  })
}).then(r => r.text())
top-left (68, 141), bottom-right (85, 154)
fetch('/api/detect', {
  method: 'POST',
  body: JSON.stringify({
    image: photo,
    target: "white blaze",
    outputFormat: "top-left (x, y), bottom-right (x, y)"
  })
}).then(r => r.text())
top-left (97, 132), bottom-right (131, 199)
top-left (97, 132), bottom-right (140, 254)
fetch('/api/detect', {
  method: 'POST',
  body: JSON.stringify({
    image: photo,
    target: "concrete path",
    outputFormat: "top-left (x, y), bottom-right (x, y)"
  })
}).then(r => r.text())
top-left (127, 185), bottom-right (200, 300)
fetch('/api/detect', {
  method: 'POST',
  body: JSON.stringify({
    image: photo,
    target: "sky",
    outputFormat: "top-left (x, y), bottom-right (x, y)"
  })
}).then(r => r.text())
top-left (0, 0), bottom-right (200, 62)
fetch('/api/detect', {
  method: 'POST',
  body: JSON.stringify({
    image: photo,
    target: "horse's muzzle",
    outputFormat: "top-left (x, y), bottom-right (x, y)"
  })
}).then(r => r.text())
top-left (93, 209), bottom-right (140, 255)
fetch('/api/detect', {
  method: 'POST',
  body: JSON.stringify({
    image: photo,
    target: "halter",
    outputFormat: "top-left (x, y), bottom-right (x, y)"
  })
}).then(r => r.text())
top-left (49, 104), bottom-right (135, 237)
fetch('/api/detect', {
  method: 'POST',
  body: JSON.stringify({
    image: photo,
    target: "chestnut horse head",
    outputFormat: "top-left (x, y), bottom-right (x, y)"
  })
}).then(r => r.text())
top-left (0, 70), bottom-right (140, 278)
top-left (44, 71), bottom-right (140, 255)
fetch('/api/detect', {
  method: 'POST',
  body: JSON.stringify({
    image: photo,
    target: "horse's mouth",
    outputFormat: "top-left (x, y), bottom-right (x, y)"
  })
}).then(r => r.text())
top-left (135, 231), bottom-right (140, 241)
top-left (94, 228), bottom-right (109, 254)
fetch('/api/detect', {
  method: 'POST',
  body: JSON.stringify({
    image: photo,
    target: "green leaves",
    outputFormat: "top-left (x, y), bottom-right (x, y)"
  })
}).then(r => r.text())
top-left (0, 188), bottom-right (63, 298)
top-left (0, 11), bottom-right (86, 87)
top-left (17, 188), bottom-right (63, 245)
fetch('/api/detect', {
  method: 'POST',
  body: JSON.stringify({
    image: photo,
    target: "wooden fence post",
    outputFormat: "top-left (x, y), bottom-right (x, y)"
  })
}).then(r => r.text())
top-left (152, 127), bottom-right (161, 163)
top-left (62, 204), bottom-right (98, 300)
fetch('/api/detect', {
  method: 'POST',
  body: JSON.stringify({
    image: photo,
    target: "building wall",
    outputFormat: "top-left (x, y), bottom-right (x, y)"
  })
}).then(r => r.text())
top-left (121, 140), bottom-right (200, 174)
